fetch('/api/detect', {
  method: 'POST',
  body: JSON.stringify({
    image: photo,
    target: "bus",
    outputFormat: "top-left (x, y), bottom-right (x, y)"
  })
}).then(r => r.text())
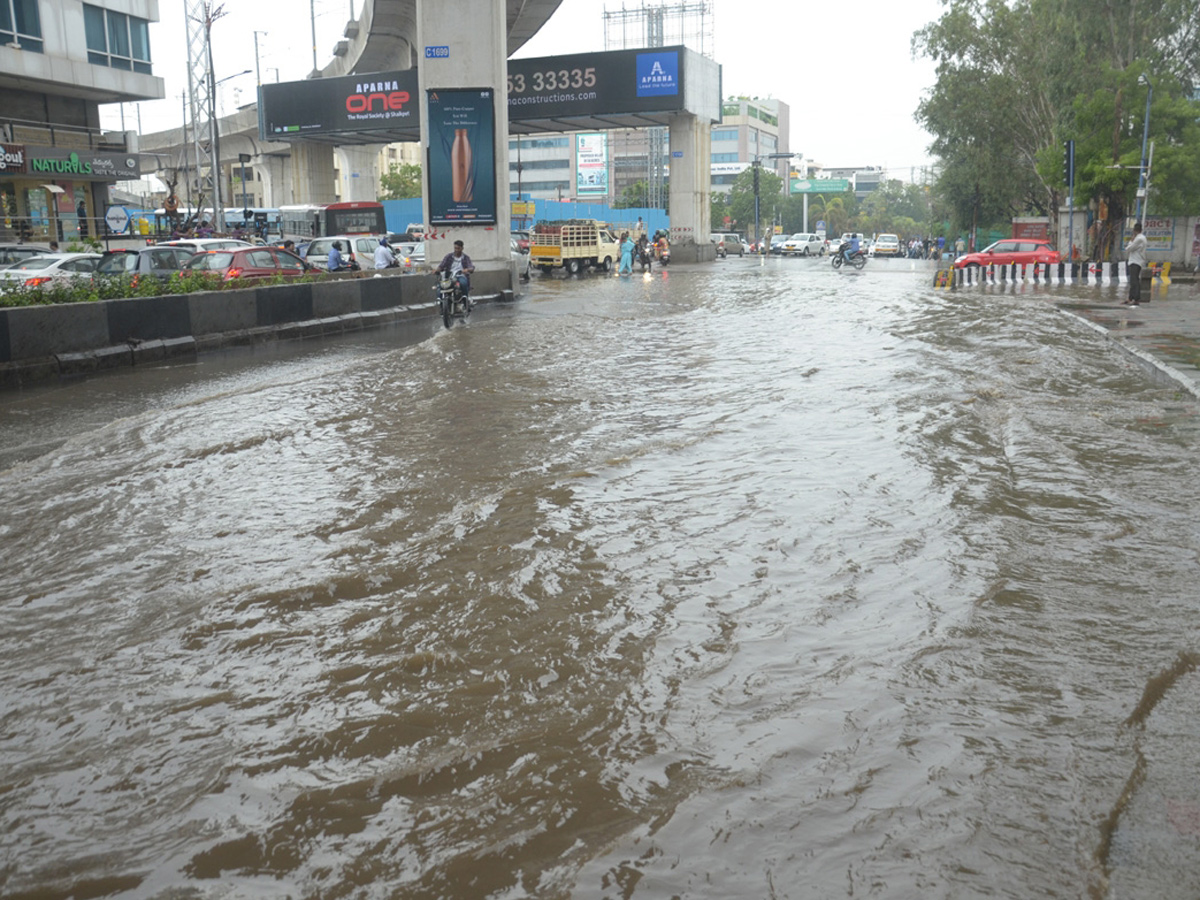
top-left (223, 207), bottom-right (281, 240)
top-left (278, 202), bottom-right (387, 243)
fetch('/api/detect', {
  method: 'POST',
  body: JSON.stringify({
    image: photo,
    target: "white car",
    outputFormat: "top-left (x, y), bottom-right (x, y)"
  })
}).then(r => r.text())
top-left (511, 238), bottom-right (532, 281)
top-left (872, 234), bottom-right (902, 258)
top-left (304, 235), bottom-right (385, 270)
top-left (159, 238), bottom-right (253, 254)
top-left (781, 233), bottom-right (824, 256)
top-left (0, 252), bottom-right (102, 287)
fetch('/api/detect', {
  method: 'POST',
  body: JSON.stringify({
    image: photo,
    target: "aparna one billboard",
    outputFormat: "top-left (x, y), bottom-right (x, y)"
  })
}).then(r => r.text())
top-left (258, 47), bottom-right (686, 139)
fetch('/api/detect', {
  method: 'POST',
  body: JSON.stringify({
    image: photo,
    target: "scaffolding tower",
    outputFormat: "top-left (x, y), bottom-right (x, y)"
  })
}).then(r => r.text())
top-left (184, 0), bottom-right (219, 226)
top-left (603, 2), bottom-right (713, 211)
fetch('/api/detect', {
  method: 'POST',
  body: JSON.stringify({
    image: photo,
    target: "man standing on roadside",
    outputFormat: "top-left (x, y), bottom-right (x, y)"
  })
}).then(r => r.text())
top-left (1124, 220), bottom-right (1148, 306)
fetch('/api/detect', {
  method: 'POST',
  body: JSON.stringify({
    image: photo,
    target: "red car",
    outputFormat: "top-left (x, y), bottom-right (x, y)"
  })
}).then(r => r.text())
top-left (182, 246), bottom-right (309, 281)
top-left (953, 238), bottom-right (1062, 269)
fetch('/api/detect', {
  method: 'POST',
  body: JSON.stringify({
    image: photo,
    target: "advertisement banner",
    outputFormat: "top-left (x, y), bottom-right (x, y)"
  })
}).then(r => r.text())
top-left (575, 133), bottom-right (608, 196)
top-left (427, 88), bottom-right (497, 225)
top-left (507, 48), bottom-right (684, 120)
top-left (260, 70), bottom-right (419, 137)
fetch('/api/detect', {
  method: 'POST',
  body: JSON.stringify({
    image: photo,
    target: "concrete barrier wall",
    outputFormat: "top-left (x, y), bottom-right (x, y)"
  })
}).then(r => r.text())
top-left (0, 264), bottom-right (517, 389)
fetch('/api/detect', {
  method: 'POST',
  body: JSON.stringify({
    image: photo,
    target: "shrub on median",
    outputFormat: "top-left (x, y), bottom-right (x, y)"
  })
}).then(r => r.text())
top-left (0, 270), bottom-right (322, 308)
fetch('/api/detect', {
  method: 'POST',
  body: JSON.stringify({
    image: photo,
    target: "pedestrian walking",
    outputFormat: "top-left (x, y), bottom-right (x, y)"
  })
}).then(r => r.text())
top-left (618, 232), bottom-right (634, 275)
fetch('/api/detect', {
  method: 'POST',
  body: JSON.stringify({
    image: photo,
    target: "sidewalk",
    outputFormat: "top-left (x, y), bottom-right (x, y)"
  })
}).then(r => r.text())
top-left (1053, 276), bottom-right (1200, 396)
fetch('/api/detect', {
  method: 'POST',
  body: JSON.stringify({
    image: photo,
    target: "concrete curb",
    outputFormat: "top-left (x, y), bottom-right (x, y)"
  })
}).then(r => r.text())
top-left (0, 268), bottom-right (514, 390)
top-left (1057, 309), bottom-right (1200, 399)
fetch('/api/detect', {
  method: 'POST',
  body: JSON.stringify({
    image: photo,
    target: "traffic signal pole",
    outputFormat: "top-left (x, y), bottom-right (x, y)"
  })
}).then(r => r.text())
top-left (1063, 140), bottom-right (1075, 264)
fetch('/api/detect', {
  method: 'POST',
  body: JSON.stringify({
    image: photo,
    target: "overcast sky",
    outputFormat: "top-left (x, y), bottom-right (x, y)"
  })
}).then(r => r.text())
top-left (103, 0), bottom-right (944, 177)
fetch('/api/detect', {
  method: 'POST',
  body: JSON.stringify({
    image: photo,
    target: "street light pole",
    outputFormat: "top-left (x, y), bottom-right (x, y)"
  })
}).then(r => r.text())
top-left (254, 30), bottom-right (266, 86)
top-left (1135, 75), bottom-right (1152, 221)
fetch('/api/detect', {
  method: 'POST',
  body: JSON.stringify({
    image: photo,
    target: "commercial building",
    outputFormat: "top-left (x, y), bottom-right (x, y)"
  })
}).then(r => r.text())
top-left (1, 0), bottom-right (165, 243)
top-left (1, 0), bottom-right (164, 242)
top-left (505, 96), bottom-right (791, 205)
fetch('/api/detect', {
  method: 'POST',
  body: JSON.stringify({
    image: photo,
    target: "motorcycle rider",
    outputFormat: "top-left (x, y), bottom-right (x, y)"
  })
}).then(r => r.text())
top-left (374, 236), bottom-right (398, 270)
top-left (842, 233), bottom-right (861, 264)
top-left (436, 240), bottom-right (476, 308)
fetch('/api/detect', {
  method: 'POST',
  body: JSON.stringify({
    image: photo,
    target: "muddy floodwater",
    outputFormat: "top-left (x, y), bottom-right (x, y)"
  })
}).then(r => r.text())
top-left (2, 258), bottom-right (1199, 899)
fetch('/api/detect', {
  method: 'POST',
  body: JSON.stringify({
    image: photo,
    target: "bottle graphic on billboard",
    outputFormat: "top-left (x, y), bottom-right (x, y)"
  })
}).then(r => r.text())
top-left (452, 129), bottom-right (473, 203)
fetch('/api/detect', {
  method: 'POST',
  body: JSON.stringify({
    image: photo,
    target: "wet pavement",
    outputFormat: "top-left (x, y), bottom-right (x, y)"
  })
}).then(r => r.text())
top-left (960, 269), bottom-right (1200, 396)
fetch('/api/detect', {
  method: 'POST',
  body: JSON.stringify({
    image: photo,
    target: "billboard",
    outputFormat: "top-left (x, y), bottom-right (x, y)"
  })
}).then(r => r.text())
top-left (427, 88), bottom-right (497, 225)
top-left (260, 70), bottom-right (419, 137)
top-left (507, 47), bottom-right (684, 120)
top-left (259, 47), bottom-right (689, 140)
top-left (575, 133), bottom-right (608, 196)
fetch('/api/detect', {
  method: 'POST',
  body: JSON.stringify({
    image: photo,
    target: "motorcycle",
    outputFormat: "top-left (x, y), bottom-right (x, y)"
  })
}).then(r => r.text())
top-left (830, 241), bottom-right (867, 270)
top-left (434, 274), bottom-right (470, 328)
top-left (655, 242), bottom-right (670, 266)
top-left (636, 242), bottom-right (654, 273)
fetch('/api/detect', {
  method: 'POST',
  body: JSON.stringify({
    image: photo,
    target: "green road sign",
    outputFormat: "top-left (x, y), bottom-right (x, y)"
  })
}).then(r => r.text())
top-left (789, 178), bottom-right (851, 194)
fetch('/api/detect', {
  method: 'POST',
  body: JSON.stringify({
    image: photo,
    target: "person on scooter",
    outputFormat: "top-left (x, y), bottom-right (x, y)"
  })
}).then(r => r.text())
top-left (436, 240), bottom-right (476, 308)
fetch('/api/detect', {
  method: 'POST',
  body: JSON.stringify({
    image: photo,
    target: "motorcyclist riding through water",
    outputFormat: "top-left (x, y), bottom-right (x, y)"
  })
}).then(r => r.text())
top-left (842, 234), bottom-right (861, 263)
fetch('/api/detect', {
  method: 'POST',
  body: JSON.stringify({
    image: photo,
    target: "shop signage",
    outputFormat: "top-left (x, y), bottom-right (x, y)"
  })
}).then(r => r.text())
top-left (105, 205), bottom-right (131, 234)
top-left (23, 149), bottom-right (141, 179)
top-left (0, 143), bottom-right (26, 174)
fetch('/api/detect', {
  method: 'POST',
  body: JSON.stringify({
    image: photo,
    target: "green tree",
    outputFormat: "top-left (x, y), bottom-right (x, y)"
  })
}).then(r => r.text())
top-left (915, 0), bottom-right (1200, 254)
top-left (380, 162), bottom-right (422, 200)
top-left (727, 165), bottom-right (783, 241)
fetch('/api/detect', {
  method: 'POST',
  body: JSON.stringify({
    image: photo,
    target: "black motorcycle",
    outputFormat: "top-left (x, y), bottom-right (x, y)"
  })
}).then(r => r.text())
top-left (830, 241), bottom-right (867, 270)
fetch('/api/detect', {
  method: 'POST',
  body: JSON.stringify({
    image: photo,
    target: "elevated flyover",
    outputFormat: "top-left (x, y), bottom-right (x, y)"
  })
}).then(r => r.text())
top-left (140, 0), bottom-right (565, 198)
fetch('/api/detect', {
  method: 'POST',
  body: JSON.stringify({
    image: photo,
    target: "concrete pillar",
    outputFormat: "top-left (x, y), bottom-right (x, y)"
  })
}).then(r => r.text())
top-left (290, 143), bottom-right (338, 205)
top-left (336, 145), bottom-right (385, 201)
top-left (417, 0), bottom-right (510, 275)
top-left (667, 113), bottom-right (715, 263)
top-left (258, 154), bottom-right (292, 208)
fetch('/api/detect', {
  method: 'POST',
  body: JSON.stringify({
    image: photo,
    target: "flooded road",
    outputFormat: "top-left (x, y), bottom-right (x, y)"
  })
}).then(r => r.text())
top-left (2, 258), bottom-right (1199, 899)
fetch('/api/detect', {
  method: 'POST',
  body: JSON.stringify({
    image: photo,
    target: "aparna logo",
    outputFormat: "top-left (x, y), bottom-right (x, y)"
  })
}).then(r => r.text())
top-left (636, 52), bottom-right (679, 98)
top-left (345, 79), bottom-right (411, 114)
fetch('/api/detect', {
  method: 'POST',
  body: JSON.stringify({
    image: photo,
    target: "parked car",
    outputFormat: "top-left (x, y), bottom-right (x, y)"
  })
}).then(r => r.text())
top-left (159, 238), bottom-right (253, 254)
top-left (953, 238), bottom-right (1062, 269)
top-left (182, 246), bottom-right (309, 281)
top-left (95, 246), bottom-right (196, 280)
top-left (511, 230), bottom-right (531, 253)
top-left (511, 238), bottom-right (532, 280)
top-left (0, 243), bottom-right (54, 268)
top-left (781, 233), bottom-right (824, 256)
top-left (710, 232), bottom-right (745, 258)
top-left (872, 234), bottom-right (902, 257)
top-left (304, 235), bottom-right (382, 270)
top-left (0, 252), bottom-right (102, 287)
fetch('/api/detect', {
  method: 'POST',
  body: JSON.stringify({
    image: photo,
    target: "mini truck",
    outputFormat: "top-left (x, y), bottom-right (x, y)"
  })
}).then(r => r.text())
top-left (530, 220), bottom-right (620, 275)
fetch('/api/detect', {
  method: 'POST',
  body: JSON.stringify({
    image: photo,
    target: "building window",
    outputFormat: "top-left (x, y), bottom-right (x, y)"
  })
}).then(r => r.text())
top-left (712, 129), bottom-right (738, 141)
top-left (509, 137), bottom-right (569, 150)
top-left (712, 153), bottom-right (739, 163)
top-left (509, 158), bottom-right (568, 171)
top-left (1, 0), bottom-right (43, 52)
top-left (84, 3), bottom-right (152, 74)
